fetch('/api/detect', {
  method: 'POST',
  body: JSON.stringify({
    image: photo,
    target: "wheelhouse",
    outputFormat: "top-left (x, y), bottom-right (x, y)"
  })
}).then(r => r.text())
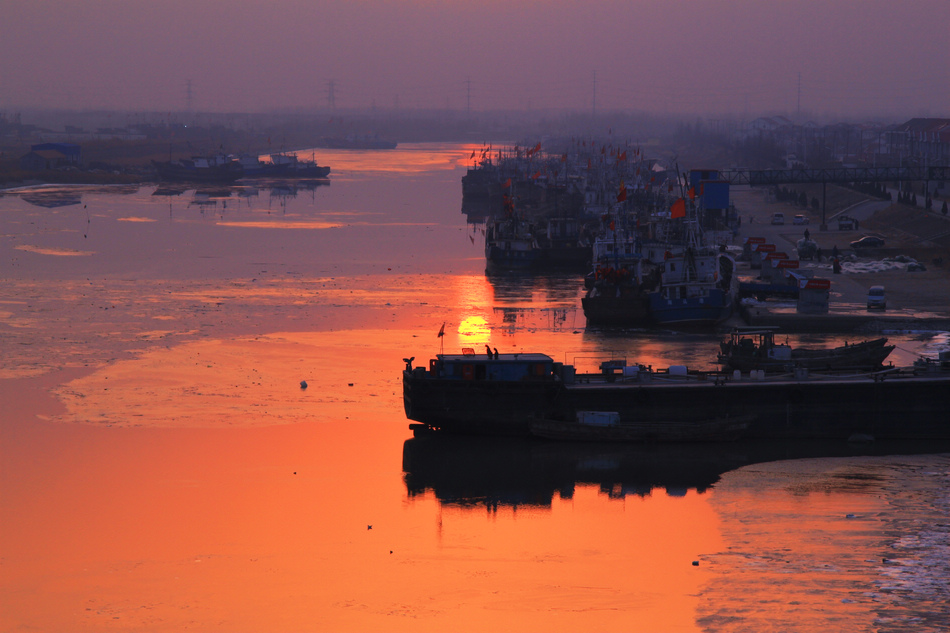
top-left (427, 353), bottom-right (556, 381)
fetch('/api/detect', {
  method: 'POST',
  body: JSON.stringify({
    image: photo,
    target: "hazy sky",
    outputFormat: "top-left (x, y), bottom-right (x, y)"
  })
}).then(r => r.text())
top-left (2, 0), bottom-right (948, 118)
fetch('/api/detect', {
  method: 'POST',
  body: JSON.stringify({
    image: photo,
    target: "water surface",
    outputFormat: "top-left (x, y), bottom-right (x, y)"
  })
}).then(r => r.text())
top-left (1, 144), bottom-right (948, 631)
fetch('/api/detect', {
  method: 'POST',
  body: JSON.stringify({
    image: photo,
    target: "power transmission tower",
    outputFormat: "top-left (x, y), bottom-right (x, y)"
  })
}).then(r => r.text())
top-left (327, 79), bottom-right (337, 110)
top-left (592, 70), bottom-right (597, 118)
top-left (796, 72), bottom-right (801, 119)
top-left (465, 77), bottom-right (471, 117)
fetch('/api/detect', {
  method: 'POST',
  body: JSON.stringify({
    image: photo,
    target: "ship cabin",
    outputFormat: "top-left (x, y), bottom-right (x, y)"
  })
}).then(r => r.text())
top-left (426, 352), bottom-right (558, 382)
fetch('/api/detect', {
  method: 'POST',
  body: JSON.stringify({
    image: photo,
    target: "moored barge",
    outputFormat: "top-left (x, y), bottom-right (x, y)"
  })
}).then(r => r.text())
top-left (402, 351), bottom-right (950, 441)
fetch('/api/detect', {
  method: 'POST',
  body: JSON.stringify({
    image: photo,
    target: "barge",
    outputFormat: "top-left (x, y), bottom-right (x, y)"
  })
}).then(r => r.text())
top-left (402, 351), bottom-right (950, 441)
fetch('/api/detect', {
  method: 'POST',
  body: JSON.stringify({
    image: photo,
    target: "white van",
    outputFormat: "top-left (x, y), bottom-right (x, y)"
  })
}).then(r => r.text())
top-left (867, 285), bottom-right (886, 310)
top-left (771, 212), bottom-right (785, 225)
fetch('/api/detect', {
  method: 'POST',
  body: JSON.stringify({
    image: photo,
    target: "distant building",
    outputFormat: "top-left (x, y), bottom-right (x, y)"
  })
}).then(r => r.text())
top-left (895, 118), bottom-right (950, 165)
top-left (19, 142), bottom-right (82, 171)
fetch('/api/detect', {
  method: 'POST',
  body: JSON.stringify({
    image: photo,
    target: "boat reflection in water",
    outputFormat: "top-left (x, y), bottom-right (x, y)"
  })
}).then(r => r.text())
top-left (403, 435), bottom-right (950, 510)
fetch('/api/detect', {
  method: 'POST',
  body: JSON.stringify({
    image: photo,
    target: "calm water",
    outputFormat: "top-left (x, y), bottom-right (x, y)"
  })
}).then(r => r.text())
top-left (1, 144), bottom-right (948, 631)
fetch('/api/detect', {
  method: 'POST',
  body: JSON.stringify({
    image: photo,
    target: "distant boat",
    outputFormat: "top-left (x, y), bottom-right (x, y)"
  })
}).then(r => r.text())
top-left (152, 154), bottom-right (243, 183)
top-left (268, 153), bottom-right (331, 178)
top-left (234, 154), bottom-right (292, 178)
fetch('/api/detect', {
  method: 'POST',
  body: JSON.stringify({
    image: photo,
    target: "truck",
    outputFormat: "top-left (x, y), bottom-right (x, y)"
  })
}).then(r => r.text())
top-left (837, 215), bottom-right (858, 230)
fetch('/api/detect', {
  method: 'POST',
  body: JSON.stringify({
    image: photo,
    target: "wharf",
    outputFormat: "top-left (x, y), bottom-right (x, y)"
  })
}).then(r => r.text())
top-left (737, 302), bottom-right (950, 333)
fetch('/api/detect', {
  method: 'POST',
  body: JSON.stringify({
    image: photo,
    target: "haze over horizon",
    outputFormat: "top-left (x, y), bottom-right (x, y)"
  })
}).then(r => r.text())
top-left (2, 0), bottom-right (948, 121)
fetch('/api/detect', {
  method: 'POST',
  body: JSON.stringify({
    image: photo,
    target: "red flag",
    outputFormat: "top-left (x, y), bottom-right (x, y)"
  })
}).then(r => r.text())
top-left (470, 150), bottom-right (475, 159)
top-left (616, 181), bottom-right (627, 203)
top-left (502, 178), bottom-right (512, 188)
top-left (671, 198), bottom-right (687, 219)
top-left (688, 187), bottom-right (696, 201)
top-left (533, 142), bottom-right (541, 154)
top-left (437, 322), bottom-right (445, 337)
top-left (531, 171), bottom-right (541, 180)
top-left (587, 158), bottom-right (591, 170)
top-left (561, 154), bottom-right (567, 162)
top-left (619, 151), bottom-right (626, 161)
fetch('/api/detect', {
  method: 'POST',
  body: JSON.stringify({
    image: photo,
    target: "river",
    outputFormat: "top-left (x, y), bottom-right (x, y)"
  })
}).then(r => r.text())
top-left (1, 143), bottom-right (948, 631)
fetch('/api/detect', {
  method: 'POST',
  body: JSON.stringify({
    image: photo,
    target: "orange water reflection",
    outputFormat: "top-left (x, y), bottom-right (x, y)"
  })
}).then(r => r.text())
top-left (3, 146), bottom-right (949, 631)
top-left (287, 142), bottom-right (484, 178)
top-left (2, 336), bottom-right (722, 632)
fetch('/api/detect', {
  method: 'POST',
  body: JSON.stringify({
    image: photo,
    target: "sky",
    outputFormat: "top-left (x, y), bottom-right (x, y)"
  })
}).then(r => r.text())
top-left (2, 0), bottom-right (948, 119)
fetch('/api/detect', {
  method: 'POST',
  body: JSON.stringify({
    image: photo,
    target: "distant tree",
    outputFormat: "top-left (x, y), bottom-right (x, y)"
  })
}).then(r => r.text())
top-left (926, 197), bottom-right (933, 210)
top-left (888, 191), bottom-right (893, 201)
top-left (811, 197), bottom-right (820, 211)
top-left (912, 193), bottom-right (918, 206)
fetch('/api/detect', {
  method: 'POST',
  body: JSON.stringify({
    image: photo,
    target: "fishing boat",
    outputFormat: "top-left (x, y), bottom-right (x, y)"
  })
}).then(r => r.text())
top-left (581, 223), bottom-right (659, 327)
top-left (152, 155), bottom-right (244, 183)
top-left (647, 247), bottom-right (735, 326)
top-left (718, 328), bottom-right (895, 372)
top-left (484, 215), bottom-right (540, 270)
top-left (233, 154), bottom-right (292, 178)
top-left (402, 350), bottom-right (950, 441)
top-left (269, 153), bottom-right (331, 178)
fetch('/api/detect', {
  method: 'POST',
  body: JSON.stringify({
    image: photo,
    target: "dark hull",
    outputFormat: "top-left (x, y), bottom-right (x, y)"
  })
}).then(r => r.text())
top-left (286, 165), bottom-right (331, 178)
top-left (530, 415), bottom-right (752, 442)
top-left (404, 369), bottom-right (950, 440)
top-left (582, 292), bottom-right (651, 327)
top-left (485, 245), bottom-right (540, 270)
top-left (647, 288), bottom-right (734, 326)
top-left (403, 372), bottom-right (564, 436)
top-left (152, 160), bottom-right (243, 183)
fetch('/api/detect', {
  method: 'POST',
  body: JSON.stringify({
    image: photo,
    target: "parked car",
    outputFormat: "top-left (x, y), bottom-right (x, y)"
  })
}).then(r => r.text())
top-left (867, 285), bottom-right (886, 310)
top-left (851, 235), bottom-right (885, 249)
top-left (838, 215), bottom-right (858, 230)
top-left (793, 214), bottom-right (810, 225)
top-left (771, 212), bottom-right (785, 225)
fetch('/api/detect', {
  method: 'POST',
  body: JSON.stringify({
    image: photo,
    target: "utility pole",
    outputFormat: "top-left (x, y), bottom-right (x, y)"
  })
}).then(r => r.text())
top-left (327, 79), bottom-right (337, 110)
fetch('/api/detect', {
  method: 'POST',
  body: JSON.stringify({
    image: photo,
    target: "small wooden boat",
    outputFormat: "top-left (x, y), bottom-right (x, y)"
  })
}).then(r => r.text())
top-left (718, 328), bottom-right (894, 373)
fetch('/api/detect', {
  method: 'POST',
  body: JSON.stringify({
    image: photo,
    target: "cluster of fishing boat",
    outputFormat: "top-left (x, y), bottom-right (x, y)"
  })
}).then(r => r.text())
top-left (152, 152), bottom-right (331, 183)
top-left (465, 141), bottom-right (739, 328)
top-left (401, 139), bottom-right (950, 442)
